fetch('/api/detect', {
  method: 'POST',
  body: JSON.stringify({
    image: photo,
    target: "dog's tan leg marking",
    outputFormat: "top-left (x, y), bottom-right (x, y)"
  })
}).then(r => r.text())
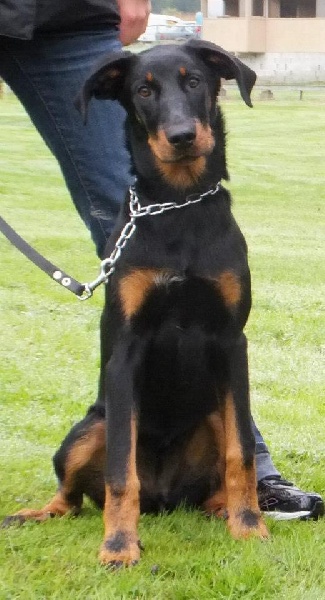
top-left (2, 491), bottom-right (75, 526)
top-left (184, 420), bottom-right (214, 468)
top-left (224, 393), bottom-right (269, 539)
top-left (2, 421), bottom-right (105, 526)
top-left (63, 421), bottom-right (105, 481)
top-left (99, 416), bottom-right (141, 567)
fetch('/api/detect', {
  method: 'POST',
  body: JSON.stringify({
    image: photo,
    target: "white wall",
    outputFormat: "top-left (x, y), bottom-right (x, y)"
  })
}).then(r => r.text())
top-left (241, 53), bottom-right (325, 84)
top-left (207, 0), bottom-right (225, 17)
top-left (316, 0), bottom-right (325, 17)
top-left (206, 0), bottom-right (325, 18)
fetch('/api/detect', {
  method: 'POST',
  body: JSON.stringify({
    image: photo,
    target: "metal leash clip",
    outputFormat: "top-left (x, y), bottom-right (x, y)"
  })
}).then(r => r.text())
top-left (79, 213), bottom-right (137, 300)
top-left (79, 257), bottom-right (115, 300)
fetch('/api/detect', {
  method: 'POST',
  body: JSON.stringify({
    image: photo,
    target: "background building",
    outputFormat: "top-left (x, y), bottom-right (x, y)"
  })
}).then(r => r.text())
top-left (201, 0), bottom-right (325, 83)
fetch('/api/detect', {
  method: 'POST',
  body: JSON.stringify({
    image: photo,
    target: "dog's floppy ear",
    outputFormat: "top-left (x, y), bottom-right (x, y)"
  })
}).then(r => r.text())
top-left (75, 50), bottom-right (135, 122)
top-left (185, 39), bottom-right (256, 107)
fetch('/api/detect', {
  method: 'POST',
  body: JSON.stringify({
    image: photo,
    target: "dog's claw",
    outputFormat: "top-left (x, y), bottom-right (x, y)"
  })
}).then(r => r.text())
top-left (106, 559), bottom-right (139, 570)
top-left (106, 560), bottom-right (124, 570)
top-left (1, 514), bottom-right (26, 529)
top-left (130, 559), bottom-right (139, 567)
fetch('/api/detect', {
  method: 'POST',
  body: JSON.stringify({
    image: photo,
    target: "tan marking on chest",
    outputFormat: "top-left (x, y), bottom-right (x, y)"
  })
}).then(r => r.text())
top-left (119, 269), bottom-right (159, 318)
top-left (119, 269), bottom-right (184, 318)
top-left (217, 271), bottom-right (241, 307)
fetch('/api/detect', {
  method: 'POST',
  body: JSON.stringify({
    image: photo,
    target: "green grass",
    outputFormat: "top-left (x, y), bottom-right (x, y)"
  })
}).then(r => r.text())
top-left (0, 91), bottom-right (324, 599)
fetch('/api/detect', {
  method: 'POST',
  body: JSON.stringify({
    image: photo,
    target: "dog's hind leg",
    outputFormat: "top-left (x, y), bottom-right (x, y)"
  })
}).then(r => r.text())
top-left (1, 411), bottom-right (105, 528)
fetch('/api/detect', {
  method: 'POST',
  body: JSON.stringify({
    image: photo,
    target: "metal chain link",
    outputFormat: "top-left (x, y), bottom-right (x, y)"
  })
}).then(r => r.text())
top-left (80, 181), bottom-right (221, 299)
top-left (129, 181), bottom-right (221, 217)
top-left (81, 216), bottom-right (137, 299)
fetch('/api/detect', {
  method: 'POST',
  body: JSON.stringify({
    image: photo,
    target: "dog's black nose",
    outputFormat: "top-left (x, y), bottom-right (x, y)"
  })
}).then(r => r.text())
top-left (166, 125), bottom-right (196, 148)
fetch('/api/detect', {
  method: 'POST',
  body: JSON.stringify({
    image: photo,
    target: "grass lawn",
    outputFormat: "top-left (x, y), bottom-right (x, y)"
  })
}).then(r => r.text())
top-left (0, 89), bottom-right (324, 599)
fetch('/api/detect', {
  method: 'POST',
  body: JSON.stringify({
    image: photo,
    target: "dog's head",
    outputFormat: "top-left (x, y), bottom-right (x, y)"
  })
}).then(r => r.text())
top-left (76, 41), bottom-right (256, 186)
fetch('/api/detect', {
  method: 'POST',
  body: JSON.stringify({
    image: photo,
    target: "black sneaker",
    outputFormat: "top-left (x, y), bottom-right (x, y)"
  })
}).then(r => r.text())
top-left (257, 477), bottom-right (324, 521)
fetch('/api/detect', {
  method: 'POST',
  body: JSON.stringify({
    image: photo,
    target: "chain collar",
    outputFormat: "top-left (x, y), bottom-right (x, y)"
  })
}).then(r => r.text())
top-left (129, 181), bottom-right (221, 217)
top-left (81, 181), bottom-right (222, 299)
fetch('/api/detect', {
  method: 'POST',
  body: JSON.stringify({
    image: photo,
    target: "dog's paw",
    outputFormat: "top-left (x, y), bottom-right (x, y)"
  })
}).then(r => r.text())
top-left (0, 493), bottom-right (79, 528)
top-left (1, 514), bottom-right (28, 529)
top-left (99, 531), bottom-right (141, 568)
top-left (0, 509), bottom-right (56, 528)
top-left (228, 509), bottom-right (269, 540)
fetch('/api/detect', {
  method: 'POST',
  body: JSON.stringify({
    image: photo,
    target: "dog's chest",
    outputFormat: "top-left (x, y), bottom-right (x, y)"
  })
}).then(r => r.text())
top-left (118, 268), bottom-right (242, 331)
top-left (118, 270), bottom-right (238, 427)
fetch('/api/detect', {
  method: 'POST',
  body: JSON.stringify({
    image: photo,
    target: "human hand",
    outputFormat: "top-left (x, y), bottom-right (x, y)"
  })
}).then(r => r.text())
top-left (117, 0), bottom-right (151, 46)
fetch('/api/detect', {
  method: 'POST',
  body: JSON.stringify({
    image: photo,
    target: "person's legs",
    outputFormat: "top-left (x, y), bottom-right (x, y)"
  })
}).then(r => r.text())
top-left (253, 423), bottom-right (324, 520)
top-left (0, 29), bottom-right (132, 258)
top-left (253, 422), bottom-right (280, 481)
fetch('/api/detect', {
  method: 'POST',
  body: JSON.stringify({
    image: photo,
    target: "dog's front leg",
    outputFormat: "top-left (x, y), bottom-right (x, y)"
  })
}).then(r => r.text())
top-left (99, 342), bottom-right (141, 568)
top-left (223, 334), bottom-right (269, 540)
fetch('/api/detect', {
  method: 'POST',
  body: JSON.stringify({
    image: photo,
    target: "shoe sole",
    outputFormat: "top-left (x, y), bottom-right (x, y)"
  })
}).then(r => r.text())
top-left (263, 510), bottom-right (310, 521)
top-left (263, 500), bottom-right (324, 522)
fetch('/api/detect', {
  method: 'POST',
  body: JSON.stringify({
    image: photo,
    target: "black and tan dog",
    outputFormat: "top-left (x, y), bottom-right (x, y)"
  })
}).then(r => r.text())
top-left (3, 40), bottom-right (269, 565)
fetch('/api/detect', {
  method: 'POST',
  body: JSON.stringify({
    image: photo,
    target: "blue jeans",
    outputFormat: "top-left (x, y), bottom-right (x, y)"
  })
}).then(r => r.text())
top-left (0, 28), bottom-right (279, 482)
top-left (0, 28), bottom-right (132, 258)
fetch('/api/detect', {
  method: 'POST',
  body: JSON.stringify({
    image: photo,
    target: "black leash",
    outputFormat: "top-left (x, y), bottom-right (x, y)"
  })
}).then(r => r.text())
top-left (0, 215), bottom-right (86, 298)
top-left (0, 183), bottom-right (222, 300)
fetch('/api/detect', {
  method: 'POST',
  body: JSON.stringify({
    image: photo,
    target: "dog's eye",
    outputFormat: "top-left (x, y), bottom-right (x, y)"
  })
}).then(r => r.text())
top-left (138, 85), bottom-right (151, 98)
top-left (188, 77), bottom-right (200, 88)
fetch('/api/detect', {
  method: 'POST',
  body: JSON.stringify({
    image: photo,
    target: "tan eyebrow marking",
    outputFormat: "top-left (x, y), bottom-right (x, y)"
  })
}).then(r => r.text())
top-left (106, 68), bottom-right (120, 78)
top-left (179, 66), bottom-right (187, 76)
top-left (146, 71), bottom-right (154, 82)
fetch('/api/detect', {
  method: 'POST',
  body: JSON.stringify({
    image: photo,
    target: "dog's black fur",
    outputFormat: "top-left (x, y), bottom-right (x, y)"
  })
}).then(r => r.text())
top-left (3, 40), bottom-right (269, 565)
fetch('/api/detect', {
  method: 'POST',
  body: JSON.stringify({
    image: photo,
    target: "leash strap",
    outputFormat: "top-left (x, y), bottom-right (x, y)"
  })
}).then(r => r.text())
top-left (0, 215), bottom-right (86, 297)
top-left (0, 182), bottom-right (222, 299)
